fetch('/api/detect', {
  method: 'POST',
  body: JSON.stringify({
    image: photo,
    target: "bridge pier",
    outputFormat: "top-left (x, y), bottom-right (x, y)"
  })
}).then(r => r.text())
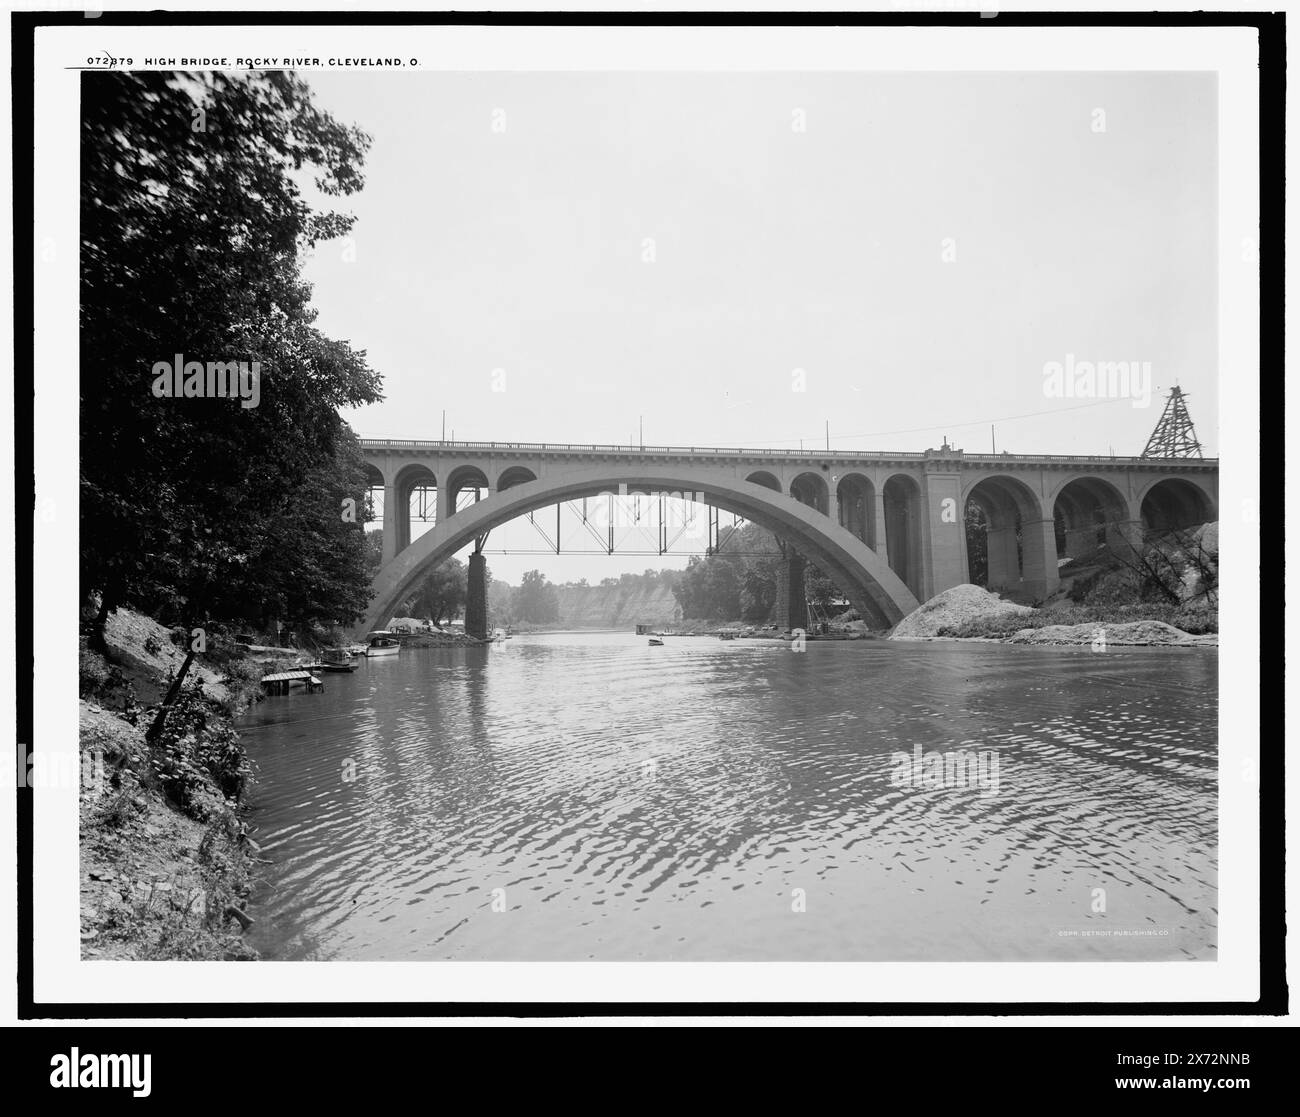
top-left (774, 548), bottom-right (808, 631)
top-left (466, 551), bottom-right (488, 640)
top-left (1020, 518), bottom-right (1061, 601)
top-left (381, 478), bottom-right (399, 566)
top-left (986, 526), bottom-right (1021, 592)
top-left (437, 484), bottom-right (455, 524)
top-left (873, 492), bottom-right (890, 565)
top-left (921, 470), bottom-right (968, 600)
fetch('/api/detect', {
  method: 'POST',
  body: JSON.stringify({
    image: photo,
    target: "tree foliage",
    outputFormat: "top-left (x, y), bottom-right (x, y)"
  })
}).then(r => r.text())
top-left (80, 71), bottom-right (382, 639)
top-left (511, 570), bottom-right (560, 624)
top-left (964, 502), bottom-right (989, 587)
top-left (672, 521), bottom-right (849, 622)
top-left (403, 558), bottom-right (469, 626)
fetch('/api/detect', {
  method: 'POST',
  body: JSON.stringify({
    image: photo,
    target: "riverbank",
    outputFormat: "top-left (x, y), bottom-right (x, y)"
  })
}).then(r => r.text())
top-left (673, 619), bottom-right (876, 640)
top-left (79, 608), bottom-right (265, 959)
top-left (398, 631), bottom-right (489, 648)
top-left (889, 584), bottom-right (1217, 646)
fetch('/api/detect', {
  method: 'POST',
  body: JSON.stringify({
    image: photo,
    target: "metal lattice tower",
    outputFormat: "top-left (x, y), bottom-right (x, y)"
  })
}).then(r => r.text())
top-left (1141, 385), bottom-right (1204, 459)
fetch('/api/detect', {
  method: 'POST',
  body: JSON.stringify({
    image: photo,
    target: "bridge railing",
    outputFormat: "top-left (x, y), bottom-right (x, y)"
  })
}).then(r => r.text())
top-left (357, 438), bottom-right (1216, 467)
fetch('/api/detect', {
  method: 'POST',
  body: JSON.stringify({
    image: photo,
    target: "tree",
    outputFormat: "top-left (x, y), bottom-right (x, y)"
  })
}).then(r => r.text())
top-left (673, 553), bottom-right (744, 620)
top-left (487, 576), bottom-right (514, 629)
top-left (218, 428), bottom-right (376, 631)
top-left (513, 570), bottom-right (559, 624)
top-left (79, 71), bottom-right (382, 739)
top-left (404, 559), bottom-right (468, 626)
top-left (82, 72), bottom-right (380, 631)
top-left (965, 502), bottom-right (989, 586)
top-left (804, 563), bottom-right (839, 618)
top-left (364, 528), bottom-right (384, 571)
top-left (1108, 527), bottom-right (1218, 606)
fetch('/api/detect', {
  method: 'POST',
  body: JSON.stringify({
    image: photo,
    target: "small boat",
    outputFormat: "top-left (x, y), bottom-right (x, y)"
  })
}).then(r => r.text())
top-left (648, 637), bottom-right (664, 646)
top-left (717, 631), bottom-right (737, 640)
top-left (320, 648), bottom-right (358, 671)
top-left (364, 630), bottom-right (401, 657)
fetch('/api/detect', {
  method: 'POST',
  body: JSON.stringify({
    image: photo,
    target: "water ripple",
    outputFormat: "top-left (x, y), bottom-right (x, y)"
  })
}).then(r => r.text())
top-left (243, 633), bottom-right (1217, 961)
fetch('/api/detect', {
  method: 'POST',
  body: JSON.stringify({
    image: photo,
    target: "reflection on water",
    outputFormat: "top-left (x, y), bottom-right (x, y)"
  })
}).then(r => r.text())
top-left (242, 632), bottom-right (1217, 961)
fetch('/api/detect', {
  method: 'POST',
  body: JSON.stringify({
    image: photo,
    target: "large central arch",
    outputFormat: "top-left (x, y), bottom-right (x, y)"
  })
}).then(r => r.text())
top-left (355, 467), bottom-right (921, 636)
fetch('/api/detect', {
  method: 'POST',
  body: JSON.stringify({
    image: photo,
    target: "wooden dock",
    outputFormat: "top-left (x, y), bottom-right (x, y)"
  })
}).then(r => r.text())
top-left (260, 669), bottom-right (324, 696)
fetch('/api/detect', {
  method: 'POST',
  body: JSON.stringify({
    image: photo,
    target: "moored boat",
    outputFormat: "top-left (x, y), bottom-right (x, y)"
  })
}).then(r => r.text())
top-left (365, 630), bottom-right (401, 657)
top-left (320, 647), bottom-right (358, 671)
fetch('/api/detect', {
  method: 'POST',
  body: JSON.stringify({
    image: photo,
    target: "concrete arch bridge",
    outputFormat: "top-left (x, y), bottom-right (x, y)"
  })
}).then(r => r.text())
top-left (356, 439), bottom-right (1218, 638)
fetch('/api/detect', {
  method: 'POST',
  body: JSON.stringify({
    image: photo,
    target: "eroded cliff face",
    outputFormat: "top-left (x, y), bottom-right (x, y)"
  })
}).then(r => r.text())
top-left (553, 583), bottom-right (682, 629)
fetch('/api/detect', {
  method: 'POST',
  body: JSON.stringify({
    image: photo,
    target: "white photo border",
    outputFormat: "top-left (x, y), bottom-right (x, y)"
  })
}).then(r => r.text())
top-left (25, 16), bottom-right (1263, 1009)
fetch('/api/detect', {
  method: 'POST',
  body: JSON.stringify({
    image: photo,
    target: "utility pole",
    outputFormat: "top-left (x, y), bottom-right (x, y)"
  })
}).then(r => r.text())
top-left (991, 425), bottom-right (996, 454)
top-left (442, 410), bottom-right (446, 442)
top-left (640, 415), bottom-right (643, 450)
top-left (825, 420), bottom-right (829, 452)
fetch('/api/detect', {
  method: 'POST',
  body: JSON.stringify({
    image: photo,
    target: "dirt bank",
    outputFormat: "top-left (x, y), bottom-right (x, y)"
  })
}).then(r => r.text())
top-left (79, 609), bottom-right (263, 960)
top-left (888, 584), bottom-right (1216, 647)
top-left (398, 632), bottom-right (488, 647)
top-left (889, 585), bottom-right (1034, 641)
top-left (1006, 620), bottom-right (1217, 647)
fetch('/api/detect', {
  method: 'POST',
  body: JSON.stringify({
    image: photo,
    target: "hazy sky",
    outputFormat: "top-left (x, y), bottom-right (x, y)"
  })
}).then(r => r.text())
top-left (295, 71), bottom-right (1218, 582)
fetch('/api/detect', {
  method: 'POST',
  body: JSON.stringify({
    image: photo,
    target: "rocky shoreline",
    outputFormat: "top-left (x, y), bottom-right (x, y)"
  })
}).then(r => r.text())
top-left (888, 584), bottom-right (1217, 647)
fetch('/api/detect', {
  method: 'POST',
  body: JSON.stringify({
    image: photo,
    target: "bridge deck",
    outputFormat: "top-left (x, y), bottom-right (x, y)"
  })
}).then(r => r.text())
top-left (359, 437), bottom-right (1216, 467)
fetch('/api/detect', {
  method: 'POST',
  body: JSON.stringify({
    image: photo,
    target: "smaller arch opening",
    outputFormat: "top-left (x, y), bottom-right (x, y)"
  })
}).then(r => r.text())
top-left (445, 465), bottom-right (491, 518)
top-left (393, 464), bottom-right (438, 555)
top-left (790, 471), bottom-right (830, 517)
top-left (963, 475), bottom-right (1054, 601)
top-left (883, 474), bottom-right (923, 599)
top-left (1053, 477), bottom-right (1130, 560)
top-left (835, 473), bottom-right (876, 549)
top-left (498, 466), bottom-right (538, 492)
top-left (1141, 479), bottom-right (1214, 533)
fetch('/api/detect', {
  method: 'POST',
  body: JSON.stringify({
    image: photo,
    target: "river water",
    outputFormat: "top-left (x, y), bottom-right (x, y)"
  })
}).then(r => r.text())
top-left (241, 632), bottom-right (1217, 962)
